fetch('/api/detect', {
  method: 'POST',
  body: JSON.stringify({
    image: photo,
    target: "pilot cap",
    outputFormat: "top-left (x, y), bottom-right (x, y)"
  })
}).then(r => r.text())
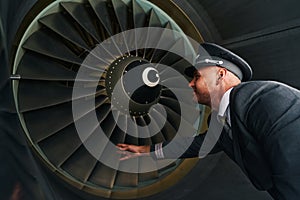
top-left (185, 43), bottom-right (253, 81)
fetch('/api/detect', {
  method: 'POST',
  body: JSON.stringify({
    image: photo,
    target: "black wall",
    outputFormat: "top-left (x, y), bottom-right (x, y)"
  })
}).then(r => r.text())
top-left (185, 0), bottom-right (300, 88)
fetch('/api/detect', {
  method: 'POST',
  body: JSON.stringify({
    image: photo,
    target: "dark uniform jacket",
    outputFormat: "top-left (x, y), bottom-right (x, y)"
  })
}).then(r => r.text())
top-left (158, 81), bottom-right (300, 200)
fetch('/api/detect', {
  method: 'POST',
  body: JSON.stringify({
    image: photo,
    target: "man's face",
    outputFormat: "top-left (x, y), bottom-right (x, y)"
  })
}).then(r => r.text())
top-left (188, 67), bottom-right (219, 107)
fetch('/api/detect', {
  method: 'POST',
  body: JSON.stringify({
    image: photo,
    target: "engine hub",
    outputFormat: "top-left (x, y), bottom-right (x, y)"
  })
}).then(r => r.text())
top-left (106, 55), bottom-right (161, 116)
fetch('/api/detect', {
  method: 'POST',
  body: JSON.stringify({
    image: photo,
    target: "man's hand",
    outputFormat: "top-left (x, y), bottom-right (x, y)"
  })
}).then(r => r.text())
top-left (117, 144), bottom-right (150, 160)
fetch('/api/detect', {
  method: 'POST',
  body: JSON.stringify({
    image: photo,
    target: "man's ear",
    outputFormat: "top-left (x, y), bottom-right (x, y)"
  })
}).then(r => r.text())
top-left (219, 68), bottom-right (227, 78)
top-left (216, 68), bottom-right (226, 84)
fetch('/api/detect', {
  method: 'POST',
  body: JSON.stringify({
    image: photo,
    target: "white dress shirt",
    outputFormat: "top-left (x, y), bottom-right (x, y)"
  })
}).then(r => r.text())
top-left (217, 87), bottom-right (233, 126)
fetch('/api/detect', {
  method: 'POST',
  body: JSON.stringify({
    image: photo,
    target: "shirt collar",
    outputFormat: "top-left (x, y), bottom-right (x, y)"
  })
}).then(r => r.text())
top-left (218, 87), bottom-right (233, 118)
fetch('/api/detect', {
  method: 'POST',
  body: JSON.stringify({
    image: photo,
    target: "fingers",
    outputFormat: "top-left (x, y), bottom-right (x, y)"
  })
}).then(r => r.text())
top-left (117, 143), bottom-right (140, 153)
top-left (117, 150), bottom-right (131, 161)
top-left (117, 144), bottom-right (140, 161)
top-left (117, 149), bottom-right (138, 161)
top-left (119, 153), bottom-right (136, 161)
top-left (117, 143), bottom-right (127, 148)
top-left (117, 143), bottom-right (130, 151)
top-left (117, 144), bottom-right (151, 161)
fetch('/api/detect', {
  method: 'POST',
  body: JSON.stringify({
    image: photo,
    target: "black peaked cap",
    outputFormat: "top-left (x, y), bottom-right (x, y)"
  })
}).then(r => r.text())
top-left (185, 43), bottom-right (252, 81)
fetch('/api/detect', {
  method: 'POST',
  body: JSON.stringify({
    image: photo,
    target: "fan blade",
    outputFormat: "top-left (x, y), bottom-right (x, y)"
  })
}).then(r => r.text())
top-left (164, 105), bottom-right (196, 137)
top-left (88, 163), bottom-right (117, 189)
top-left (157, 51), bottom-right (182, 66)
top-left (19, 79), bottom-right (107, 112)
top-left (111, 0), bottom-right (130, 32)
top-left (142, 9), bottom-right (167, 58)
top-left (159, 96), bottom-right (198, 123)
top-left (148, 9), bottom-right (165, 27)
top-left (124, 115), bottom-right (139, 145)
top-left (39, 13), bottom-right (91, 51)
top-left (161, 78), bottom-right (189, 90)
top-left (18, 53), bottom-right (106, 83)
top-left (96, 103), bottom-right (113, 123)
top-left (135, 116), bottom-right (151, 145)
top-left (61, 2), bottom-right (101, 42)
top-left (161, 87), bottom-right (192, 101)
top-left (17, 53), bottom-right (77, 81)
top-left (100, 111), bottom-right (119, 139)
top-left (82, 51), bottom-right (110, 72)
top-left (150, 106), bottom-right (177, 141)
top-left (169, 58), bottom-right (193, 77)
top-left (143, 114), bottom-right (166, 143)
top-left (18, 80), bottom-right (73, 112)
top-left (111, 0), bottom-right (133, 54)
top-left (132, 0), bottom-right (148, 28)
top-left (132, 0), bottom-right (148, 56)
top-left (111, 115), bottom-right (139, 187)
top-left (23, 30), bottom-right (83, 65)
top-left (138, 158), bottom-right (159, 182)
top-left (115, 165), bottom-right (138, 187)
top-left (109, 114), bottom-right (127, 145)
top-left (24, 95), bottom-right (109, 141)
top-left (159, 97), bottom-right (180, 115)
top-left (61, 145), bottom-right (98, 182)
top-left (89, 0), bottom-right (113, 35)
top-left (38, 123), bottom-right (82, 166)
top-left (91, 43), bottom-right (118, 64)
top-left (148, 22), bottom-right (182, 62)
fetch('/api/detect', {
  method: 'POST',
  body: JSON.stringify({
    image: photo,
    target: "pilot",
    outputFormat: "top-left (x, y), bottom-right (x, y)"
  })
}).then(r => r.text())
top-left (118, 43), bottom-right (300, 199)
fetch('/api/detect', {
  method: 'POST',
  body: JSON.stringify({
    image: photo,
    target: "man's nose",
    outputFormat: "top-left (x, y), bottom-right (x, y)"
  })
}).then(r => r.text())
top-left (188, 79), bottom-right (194, 88)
